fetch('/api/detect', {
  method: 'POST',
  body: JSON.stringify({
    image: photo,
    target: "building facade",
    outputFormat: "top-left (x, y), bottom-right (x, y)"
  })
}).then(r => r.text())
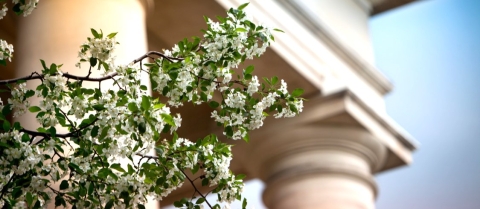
top-left (0, 0), bottom-right (417, 208)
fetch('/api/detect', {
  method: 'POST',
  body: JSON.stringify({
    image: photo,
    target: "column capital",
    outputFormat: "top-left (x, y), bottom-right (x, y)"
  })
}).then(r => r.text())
top-left (246, 126), bottom-right (385, 209)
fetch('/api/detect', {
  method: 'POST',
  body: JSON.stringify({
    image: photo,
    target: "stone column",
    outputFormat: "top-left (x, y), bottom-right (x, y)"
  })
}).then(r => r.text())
top-left (15, 0), bottom-right (149, 128)
top-left (248, 126), bottom-right (386, 209)
top-left (14, 0), bottom-right (156, 208)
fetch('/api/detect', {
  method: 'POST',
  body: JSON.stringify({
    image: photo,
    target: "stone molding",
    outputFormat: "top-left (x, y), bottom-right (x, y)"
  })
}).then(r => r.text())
top-left (252, 126), bottom-right (383, 209)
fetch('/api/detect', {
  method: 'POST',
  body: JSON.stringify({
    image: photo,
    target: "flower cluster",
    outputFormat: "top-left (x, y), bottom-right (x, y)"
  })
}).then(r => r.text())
top-left (148, 6), bottom-right (304, 141)
top-left (0, 4), bottom-right (7, 20)
top-left (12, 0), bottom-right (39, 17)
top-left (0, 0), bottom-right (39, 19)
top-left (75, 29), bottom-right (118, 69)
top-left (0, 39), bottom-right (13, 64)
top-left (0, 3), bottom-right (304, 209)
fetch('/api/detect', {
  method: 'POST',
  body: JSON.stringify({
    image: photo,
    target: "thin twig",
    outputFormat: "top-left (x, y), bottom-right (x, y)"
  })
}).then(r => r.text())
top-left (179, 169), bottom-right (213, 208)
top-left (133, 51), bottom-right (184, 64)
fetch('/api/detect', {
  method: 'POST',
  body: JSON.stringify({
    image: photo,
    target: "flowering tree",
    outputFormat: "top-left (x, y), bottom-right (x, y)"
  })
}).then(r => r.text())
top-left (0, 1), bottom-right (304, 209)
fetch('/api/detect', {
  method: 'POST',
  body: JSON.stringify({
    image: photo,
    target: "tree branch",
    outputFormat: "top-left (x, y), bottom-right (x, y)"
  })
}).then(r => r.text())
top-left (179, 169), bottom-right (213, 208)
top-left (132, 51), bottom-right (184, 64)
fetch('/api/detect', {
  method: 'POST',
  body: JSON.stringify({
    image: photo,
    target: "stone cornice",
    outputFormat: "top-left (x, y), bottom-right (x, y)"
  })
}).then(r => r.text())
top-left (216, 0), bottom-right (393, 96)
top-left (370, 0), bottom-right (417, 15)
top-left (277, 0), bottom-right (393, 95)
top-left (241, 89), bottom-right (417, 172)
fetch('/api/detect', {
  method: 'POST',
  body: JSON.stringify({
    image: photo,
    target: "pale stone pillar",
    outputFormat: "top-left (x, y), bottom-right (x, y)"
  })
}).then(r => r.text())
top-left (15, 0), bottom-right (149, 128)
top-left (14, 0), bottom-right (157, 208)
top-left (248, 126), bottom-right (386, 209)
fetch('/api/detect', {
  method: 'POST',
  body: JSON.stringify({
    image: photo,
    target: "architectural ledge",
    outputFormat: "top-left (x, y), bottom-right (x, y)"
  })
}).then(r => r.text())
top-left (277, 0), bottom-right (393, 95)
top-left (308, 89), bottom-right (417, 171)
top-left (369, 0), bottom-right (417, 15)
top-left (248, 89), bottom-right (417, 172)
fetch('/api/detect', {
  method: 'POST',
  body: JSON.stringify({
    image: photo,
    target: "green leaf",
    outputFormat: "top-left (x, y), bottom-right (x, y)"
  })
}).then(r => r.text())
top-left (107, 32), bottom-right (118, 39)
top-left (2, 120), bottom-right (10, 131)
top-left (196, 198), bottom-right (205, 204)
top-left (153, 103), bottom-right (165, 109)
top-left (89, 57), bottom-right (97, 67)
top-left (110, 163), bottom-right (126, 173)
top-left (209, 101), bottom-right (219, 109)
top-left (49, 126), bottom-right (56, 137)
top-left (173, 201), bottom-right (183, 207)
top-left (225, 126), bottom-right (233, 137)
top-left (97, 168), bottom-right (110, 179)
top-left (40, 59), bottom-right (48, 71)
top-left (141, 95), bottom-right (150, 111)
top-left (128, 102), bottom-right (138, 112)
top-left (49, 63), bottom-right (57, 74)
top-left (2, 104), bottom-right (11, 116)
top-left (26, 192), bottom-right (34, 207)
top-left (202, 178), bottom-right (209, 186)
top-left (236, 174), bottom-right (246, 180)
top-left (291, 88), bottom-right (304, 97)
top-left (138, 122), bottom-right (146, 134)
top-left (242, 198), bottom-right (248, 209)
top-left (25, 90), bottom-right (35, 98)
top-left (161, 114), bottom-right (175, 126)
top-left (83, 88), bottom-right (95, 95)
top-left (12, 187), bottom-right (22, 199)
top-left (271, 76), bottom-right (278, 85)
top-left (289, 104), bottom-right (298, 113)
top-left (245, 65), bottom-right (254, 74)
top-left (91, 28), bottom-right (100, 39)
top-left (235, 28), bottom-right (247, 33)
top-left (238, 2), bottom-right (249, 10)
top-left (120, 191), bottom-right (131, 206)
top-left (127, 164), bottom-right (135, 175)
top-left (55, 195), bottom-right (65, 207)
top-left (68, 163), bottom-right (84, 174)
top-left (273, 28), bottom-right (285, 33)
top-left (22, 133), bottom-right (30, 142)
top-left (99, 126), bottom-right (110, 140)
top-left (12, 3), bottom-right (21, 14)
top-left (29, 106), bottom-right (41, 113)
top-left (60, 180), bottom-right (69, 190)
top-left (140, 85), bottom-right (148, 91)
top-left (105, 199), bottom-right (114, 209)
top-left (88, 183), bottom-right (94, 195)
top-left (138, 204), bottom-right (146, 209)
top-left (243, 133), bottom-right (250, 142)
top-left (91, 126), bottom-right (99, 137)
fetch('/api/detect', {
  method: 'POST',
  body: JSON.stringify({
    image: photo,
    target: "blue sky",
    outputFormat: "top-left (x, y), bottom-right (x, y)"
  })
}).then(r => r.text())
top-left (371, 0), bottom-right (480, 208)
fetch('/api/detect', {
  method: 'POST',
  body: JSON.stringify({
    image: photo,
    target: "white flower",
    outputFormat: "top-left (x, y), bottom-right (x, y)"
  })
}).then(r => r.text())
top-left (0, 4), bottom-right (7, 20)
top-left (279, 79), bottom-right (288, 95)
top-left (76, 33), bottom-right (118, 68)
top-left (247, 76), bottom-right (260, 96)
top-left (0, 39), bottom-right (14, 62)
top-left (19, 0), bottom-right (39, 17)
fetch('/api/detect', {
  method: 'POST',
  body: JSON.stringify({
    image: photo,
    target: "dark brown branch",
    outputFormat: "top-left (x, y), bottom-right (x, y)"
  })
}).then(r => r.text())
top-left (62, 72), bottom-right (118, 82)
top-left (133, 51), bottom-right (184, 63)
top-left (22, 117), bottom-right (98, 142)
top-left (0, 72), bottom-right (43, 85)
top-left (135, 153), bottom-right (159, 160)
top-left (179, 169), bottom-right (213, 208)
top-left (0, 174), bottom-right (16, 201)
top-left (0, 51), bottom-right (179, 85)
